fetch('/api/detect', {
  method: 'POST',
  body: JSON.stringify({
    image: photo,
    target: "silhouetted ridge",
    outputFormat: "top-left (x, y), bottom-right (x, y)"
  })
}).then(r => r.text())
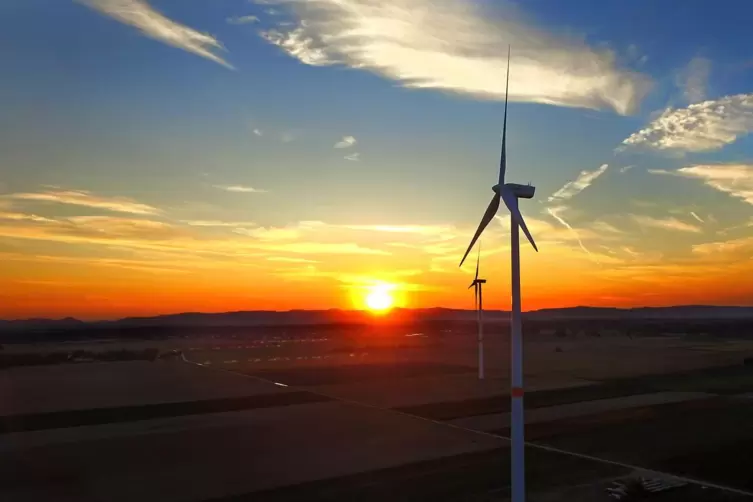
top-left (3, 305), bottom-right (753, 334)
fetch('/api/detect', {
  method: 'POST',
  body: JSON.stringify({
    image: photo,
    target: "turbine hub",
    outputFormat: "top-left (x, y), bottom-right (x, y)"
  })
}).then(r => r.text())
top-left (492, 184), bottom-right (501, 195)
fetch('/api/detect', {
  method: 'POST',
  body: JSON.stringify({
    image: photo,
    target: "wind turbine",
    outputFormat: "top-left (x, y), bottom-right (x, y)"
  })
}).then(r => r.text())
top-left (459, 47), bottom-right (538, 502)
top-left (468, 245), bottom-right (486, 380)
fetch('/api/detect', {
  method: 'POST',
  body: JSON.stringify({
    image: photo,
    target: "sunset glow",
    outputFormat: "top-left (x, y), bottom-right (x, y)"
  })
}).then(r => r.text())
top-left (2, 3), bottom-right (753, 320)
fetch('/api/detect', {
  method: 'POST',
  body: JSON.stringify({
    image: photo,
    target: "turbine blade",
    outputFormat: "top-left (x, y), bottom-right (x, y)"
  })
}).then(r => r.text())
top-left (474, 245), bottom-right (480, 281)
top-left (499, 46), bottom-right (511, 188)
top-left (468, 281), bottom-right (475, 290)
top-left (459, 194), bottom-right (501, 267)
top-left (502, 187), bottom-right (538, 252)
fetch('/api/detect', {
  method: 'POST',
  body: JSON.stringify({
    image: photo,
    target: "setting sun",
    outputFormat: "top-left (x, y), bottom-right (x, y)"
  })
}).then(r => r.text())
top-left (365, 285), bottom-right (394, 312)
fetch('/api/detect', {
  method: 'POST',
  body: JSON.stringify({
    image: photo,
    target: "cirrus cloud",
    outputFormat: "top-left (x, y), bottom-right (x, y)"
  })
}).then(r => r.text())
top-left (213, 184), bottom-right (268, 193)
top-left (227, 15), bottom-right (259, 25)
top-left (6, 189), bottom-right (160, 215)
top-left (692, 236), bottom-right (753, 257)
top-left (255, 0), bottom-right (650, 115)
top-left (676, 56), bottom-right (711, 104)
top-left (548, 164), bottom-right (608, 202)
top-left (334, 136), bottom-right (357, 149)
top-left (0, 211), bottom-right (56, 223)
top-left (182, 220), bottom-right (257, 227)
top-left (631, 214), bottom-right (702, 233)
top-left (620, 94), bottom-right (753, 152)
top-left (78, 0), bottom-right (232, 68)
top-left (649, 164), bottom-right (753, 206)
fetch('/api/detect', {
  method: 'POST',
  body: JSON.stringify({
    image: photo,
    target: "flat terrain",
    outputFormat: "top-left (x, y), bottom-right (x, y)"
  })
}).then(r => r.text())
top-left (2, 330), bottom-right (753, 501)
top-left (0, 361), bottom-right (293, 415)
top-left (1, 399), bottom-right (506, 502)
top-left (504, 397), bottom-right (753, 490)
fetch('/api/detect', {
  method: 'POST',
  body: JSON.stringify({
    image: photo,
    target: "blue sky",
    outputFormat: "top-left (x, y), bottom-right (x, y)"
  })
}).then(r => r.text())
top-left (2, 0), bottom-right (753, 318)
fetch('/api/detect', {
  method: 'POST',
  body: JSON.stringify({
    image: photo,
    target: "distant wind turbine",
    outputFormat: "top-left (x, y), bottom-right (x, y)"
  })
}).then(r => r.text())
top-left (468, 245), bottom-right (487, 380)
top-left (458, 47), bottom-right (538, 502)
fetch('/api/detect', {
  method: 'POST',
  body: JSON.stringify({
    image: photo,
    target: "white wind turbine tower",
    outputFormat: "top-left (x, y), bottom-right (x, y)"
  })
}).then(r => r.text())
top-left (459, 48), bottom-right (538, 502)
top-left (468, 245), bottom-right (487, 380)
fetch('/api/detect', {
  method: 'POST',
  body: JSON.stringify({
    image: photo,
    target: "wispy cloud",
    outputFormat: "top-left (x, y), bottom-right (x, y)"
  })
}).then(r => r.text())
top-left (626, 44), bottom-right (648, 67)
top-left (252, 128), bottom-right (264, 137)
top-left (335, 273), bottom-right (437, 292)
top-left (235, 226), bottom-right (302, 240)
top-left (716, 220), bottom-right (750, 236)
top-left (271, 266), bottom-right (436, 292)
top-left (0, 223), bottom-right (403, 288)
top-left (676, 56), bottom-right (711, 104)
top-left (280, 132), bottom-right (295, 143)
top-left (689, 211), bottom-right (705, 224)
top-left (590, 220), bottom-right (624, 235)
top-left (0, 211), bottom-right (56, 223)
top-left (227, 15), bottom-right (259, 25)
top-left (7, 189), bottom-right (159, 215)
top-left (630, 199), bottom-right (658, 209)
top-left (266, 256), bottom-right (320, 263)
top-left (334, 135), bottom-right (356, 149)
top-left (0, 215), bottom-right (391, 261)
top-left (344, 152), bottom-right (360, 162)
top-left (233, 221), bottom-right (326, 241)
top-left (259, 24), bottom-right (333, 66)
top-left (256, 0), bottom-right (650, 114)
top-left (182, 220), bottom-right (256, 227)
top-left (692, 236), bottom-right (753, 257)
top-left (620, 94), bottom-right (753, 152)
top-left (233, 220), bottom-right (463, 257)
top-left (1, 252), bottom-right (189, 275)
top-left (257, 242), bottom-right (390, 255)
top-left (631, 214), bottom-right (702, 233)
top-left (213, 185), bottom-right (267, 193)
top-left (649, 164), bottom-right (753, 205)
top-left (0, 213), bottom-right (182, 244)
top-left (619, 165), bottom-right (635, 174)
top-left (65, 216), bottom-right (180, 239)
top-left (79, 0), bottom-right (232, 68)
top-left (340, 224), bottom-right (455, 239)
top-left (236, 221), bottom-right (456, 243)
top-left (548, 164), bottom-right (608, 202)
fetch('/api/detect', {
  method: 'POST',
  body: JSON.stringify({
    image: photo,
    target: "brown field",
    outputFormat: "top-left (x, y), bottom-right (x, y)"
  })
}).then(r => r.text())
top-left (2, 329), bottom-right (753, 501)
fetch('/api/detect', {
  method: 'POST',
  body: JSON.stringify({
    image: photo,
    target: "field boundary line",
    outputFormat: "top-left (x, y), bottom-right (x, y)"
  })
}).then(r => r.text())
top-left (180, 354), bottom-right (753, 498)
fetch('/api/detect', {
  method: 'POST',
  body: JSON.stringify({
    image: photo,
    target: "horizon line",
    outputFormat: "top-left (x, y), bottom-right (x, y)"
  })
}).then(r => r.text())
top-left (3, 304), bottom-right (753, 323)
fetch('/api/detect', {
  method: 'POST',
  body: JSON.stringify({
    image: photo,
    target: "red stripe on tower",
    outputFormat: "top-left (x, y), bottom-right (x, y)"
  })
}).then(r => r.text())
top-left (511, 387), bottom-right (524, 398)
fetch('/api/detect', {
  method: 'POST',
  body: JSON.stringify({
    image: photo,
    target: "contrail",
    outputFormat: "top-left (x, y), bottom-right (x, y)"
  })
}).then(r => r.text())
top-left (546, 206), bottom-right (599, 263)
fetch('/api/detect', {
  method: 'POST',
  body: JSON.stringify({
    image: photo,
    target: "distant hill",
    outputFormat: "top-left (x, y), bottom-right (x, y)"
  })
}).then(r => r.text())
top-left (2, 305), bottom-right (753, 333)
top-left (525, 305), bottom-right (753, 320)
top-left (0, 317), bottom-right (85, 332)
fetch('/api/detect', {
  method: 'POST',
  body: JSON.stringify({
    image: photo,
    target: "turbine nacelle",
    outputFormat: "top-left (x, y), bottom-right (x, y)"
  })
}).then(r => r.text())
top-left (468, 278), bottom-right (487, 289)
top-left (493, 183), bottom-right (536, 199)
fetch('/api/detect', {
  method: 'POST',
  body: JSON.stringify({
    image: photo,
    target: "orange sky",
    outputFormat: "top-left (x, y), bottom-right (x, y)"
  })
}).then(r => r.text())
top-left (3, 213), bottom-right (753, 320)
top-left (4, 1), bottom-right (753, 321)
